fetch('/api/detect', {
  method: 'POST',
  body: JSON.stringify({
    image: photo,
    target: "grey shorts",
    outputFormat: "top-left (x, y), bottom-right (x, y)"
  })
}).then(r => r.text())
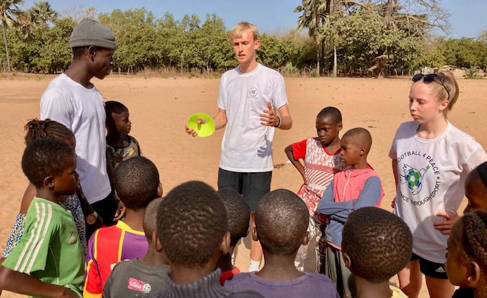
top-left (217, 168), bottom-right (272, 212)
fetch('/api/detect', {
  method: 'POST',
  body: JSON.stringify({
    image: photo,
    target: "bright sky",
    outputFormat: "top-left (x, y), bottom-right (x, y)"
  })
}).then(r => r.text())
top-left (21, 0), bottom-right (487, 38)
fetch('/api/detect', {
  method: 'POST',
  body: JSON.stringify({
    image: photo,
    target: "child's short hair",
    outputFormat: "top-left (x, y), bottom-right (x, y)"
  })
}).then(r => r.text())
top-left (342, 207), bottom-right (412, 283)
top-left (157, 181), bottom-right (227, 267)
top-left (317, 106), bottom-right (342, 124)
top-left (105, 100), bottom-right (128, 123)
top-left (22, 138), bottom-right (75, 188)
top-left (24, 119), bottom-right (74, 145)
top-left (231, 21), bottom-right (258, 40)
top-left (255, 189), bottom-right (309, 256)
top-left (450, 210), bottom-right (487, 270)
top-left (218, 188), bottom-right (250, 247)
top-left (342, 127), bottom-right (372, 154)
top-left (143, 198), bottom-right (162, 241)
top-left (114, 156), bottom-right (159, 210)
top-left (475, 161), bottom-right (487, 188)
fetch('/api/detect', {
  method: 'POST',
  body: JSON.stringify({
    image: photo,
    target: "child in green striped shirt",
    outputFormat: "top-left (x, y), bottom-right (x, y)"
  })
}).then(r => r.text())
top-left (0, 138), bottom-right (84, 297)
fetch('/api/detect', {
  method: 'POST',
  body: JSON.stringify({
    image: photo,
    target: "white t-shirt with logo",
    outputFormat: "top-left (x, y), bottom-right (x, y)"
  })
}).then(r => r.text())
top-left (389, 121), bottom-right (487, 263)
top-left (217, 64), bottom-right (288, 172)
top-left (40, 74), bottom-right (111, 204)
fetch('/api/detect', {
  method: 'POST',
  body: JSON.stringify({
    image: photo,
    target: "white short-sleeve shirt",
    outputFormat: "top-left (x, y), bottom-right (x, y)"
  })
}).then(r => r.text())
top-left (390, 121), bottom-right (487, 263)
top-left (40, 74), bottom-right (111, 204)
top-left (217, 64), bottom-right (288, 172)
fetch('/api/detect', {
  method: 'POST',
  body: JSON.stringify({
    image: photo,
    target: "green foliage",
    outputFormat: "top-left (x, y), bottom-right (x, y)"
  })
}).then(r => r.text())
top-left (2, 17), bottom-right (73, 72)
top-left (441, 37), bottom-right (487, 70)
top-left (1, 2), bottom-right (487, 76)
top-left (464, 67), bottom-right (480, 79)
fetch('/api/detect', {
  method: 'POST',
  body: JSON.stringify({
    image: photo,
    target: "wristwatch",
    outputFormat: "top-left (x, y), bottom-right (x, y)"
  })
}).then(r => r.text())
top-left (86, 211), bottom-right (99, 225)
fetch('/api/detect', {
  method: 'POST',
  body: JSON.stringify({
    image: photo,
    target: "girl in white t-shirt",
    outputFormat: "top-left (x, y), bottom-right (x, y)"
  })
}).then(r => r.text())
top-left (389, 71), bottom-right (487, 298)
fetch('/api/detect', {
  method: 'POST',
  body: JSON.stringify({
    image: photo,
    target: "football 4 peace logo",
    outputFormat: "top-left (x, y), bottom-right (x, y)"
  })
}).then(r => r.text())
top-left (398, 150), bottom-right (441, 206)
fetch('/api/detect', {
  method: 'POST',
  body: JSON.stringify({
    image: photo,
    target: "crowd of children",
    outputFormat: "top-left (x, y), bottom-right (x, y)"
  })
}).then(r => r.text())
top-left (1, 18), bottom-right (487, 298)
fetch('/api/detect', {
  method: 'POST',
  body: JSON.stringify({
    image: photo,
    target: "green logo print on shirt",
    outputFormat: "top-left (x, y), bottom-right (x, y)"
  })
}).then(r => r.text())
top-left (397, 150), bottom-right (441, 207)
top-left (402, 164), bottom-right (430, 195)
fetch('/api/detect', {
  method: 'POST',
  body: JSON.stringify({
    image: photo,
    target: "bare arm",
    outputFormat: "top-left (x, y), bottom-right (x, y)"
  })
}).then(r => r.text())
top-left (0, 266), bottom-right (77, 297)
top-left (284, 145), bottom-right (306, 184)
top-left (212, 108), bottom-right (227, 130)
top-left (276, 104), bottom-right (292, 130)
top-left (19, 184), bottom-right (36, 214)
top-left (391, 159), bottom-right (398, 208)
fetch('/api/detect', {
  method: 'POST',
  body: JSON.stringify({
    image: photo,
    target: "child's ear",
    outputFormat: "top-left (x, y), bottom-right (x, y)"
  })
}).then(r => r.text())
top-left (44, 175), bottom-right (55, 190)
top-left (337, 122), bottom-right (343, 131)
top-left (302, 231), bottom-right (309, 246)
top-left (152, 231), bottom-right (162, 252)
top-left (115, 190), bottom-right (121, 202)
top-left (157, 183), bottom-right (163, 197)
top-left (220, 231), bottom-right (231, 255)
top-left (343, 252), bottom-right (352, 269)
top-left (465, 261), bottom-right (481, 287)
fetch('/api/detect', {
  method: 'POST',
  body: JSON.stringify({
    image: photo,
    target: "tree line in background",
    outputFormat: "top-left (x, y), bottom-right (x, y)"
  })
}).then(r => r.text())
top-left (1, 0), bottom-right (487, 77)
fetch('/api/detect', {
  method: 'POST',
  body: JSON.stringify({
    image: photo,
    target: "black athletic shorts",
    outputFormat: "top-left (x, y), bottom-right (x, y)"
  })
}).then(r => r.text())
top-left (217, 168), bottom-right (272, 212)
top-left (411, 253), bottom-right (448, 279)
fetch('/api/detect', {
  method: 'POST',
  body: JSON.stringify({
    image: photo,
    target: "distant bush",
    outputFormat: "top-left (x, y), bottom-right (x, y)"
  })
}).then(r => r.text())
top-left (464, 67), bottom-right (481, 79)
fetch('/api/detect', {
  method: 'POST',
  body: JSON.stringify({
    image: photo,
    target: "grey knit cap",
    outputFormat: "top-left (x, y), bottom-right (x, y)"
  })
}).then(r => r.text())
top-left (70, 18), bottom-right (116, 49)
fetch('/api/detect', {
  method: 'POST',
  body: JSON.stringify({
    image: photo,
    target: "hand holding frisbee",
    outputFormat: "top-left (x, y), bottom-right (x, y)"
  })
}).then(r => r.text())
top-left (186, 113), bottom-right (215, 137)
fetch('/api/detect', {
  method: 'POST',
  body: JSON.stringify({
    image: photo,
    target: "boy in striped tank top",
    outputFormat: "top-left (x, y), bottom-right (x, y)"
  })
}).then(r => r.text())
top-left (0, 138), bottom-right (84, 297)
top-left (285, 107), bottom-right (346, 272)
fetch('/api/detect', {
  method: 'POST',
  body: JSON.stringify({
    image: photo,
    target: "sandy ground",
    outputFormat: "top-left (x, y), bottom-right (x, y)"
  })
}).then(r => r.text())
top-left (0, 75), bottom-right (486, 297)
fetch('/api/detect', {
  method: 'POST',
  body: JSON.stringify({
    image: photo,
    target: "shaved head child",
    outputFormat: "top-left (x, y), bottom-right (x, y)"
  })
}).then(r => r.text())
top-left (285, 106), bottom-right (346, 271)
top-left (155, 181), bottom-right (262, 298)
top-left (104, 198), bottom-right (169, 297)
top-left (84, 156), bottom-right (162, 297)
top-left (342, 207), bottom-right (412, 298)
top-left (105, 100), bottom-right (141, 187)
top-left (316, 127), bottom-right (384, 298)
top-left (217, 188), bottom-right (251, 284)
top-left (465, 161), bottom-right (487, 211)
top-left (225, 189), bottom-right (339, 298)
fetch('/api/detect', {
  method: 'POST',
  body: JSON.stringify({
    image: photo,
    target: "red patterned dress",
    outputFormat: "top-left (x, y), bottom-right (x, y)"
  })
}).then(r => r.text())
top-left (293, 137), bottom-right (346, 215)
top-left (292, 137), bottom-right (346, 271)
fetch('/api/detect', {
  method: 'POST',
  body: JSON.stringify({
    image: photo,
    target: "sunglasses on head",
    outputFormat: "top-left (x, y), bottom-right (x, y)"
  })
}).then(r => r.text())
top-left (412, 73), bottom-right (450, 100)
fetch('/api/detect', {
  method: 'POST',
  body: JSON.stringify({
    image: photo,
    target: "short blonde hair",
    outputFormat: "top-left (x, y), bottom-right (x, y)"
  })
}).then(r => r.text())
top-left (231, 21), bottom-right (259, 40)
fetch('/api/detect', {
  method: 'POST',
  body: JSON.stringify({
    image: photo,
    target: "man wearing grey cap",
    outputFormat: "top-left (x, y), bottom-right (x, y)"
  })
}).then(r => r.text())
top-left (40, 18), bottom-right (117, 229)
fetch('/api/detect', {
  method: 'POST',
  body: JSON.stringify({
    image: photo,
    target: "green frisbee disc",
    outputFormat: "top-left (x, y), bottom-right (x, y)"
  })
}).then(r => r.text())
top-left (186, 113), bottom-right (215, 137)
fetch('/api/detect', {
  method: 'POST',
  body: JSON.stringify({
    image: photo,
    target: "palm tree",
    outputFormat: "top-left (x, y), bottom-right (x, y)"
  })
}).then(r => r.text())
top-left (295, 0), bottom-right (348, 76)
top-left (295, 0), bottom-right (327, 75)
top-left (27, 1), bottom-right (57, 28)
top-left (0, 0), bottom-right (24, 71)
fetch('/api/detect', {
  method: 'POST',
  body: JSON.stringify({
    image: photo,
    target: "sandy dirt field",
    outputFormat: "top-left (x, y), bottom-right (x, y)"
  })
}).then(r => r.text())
top-left (0, 75), bottom-right (486, 297)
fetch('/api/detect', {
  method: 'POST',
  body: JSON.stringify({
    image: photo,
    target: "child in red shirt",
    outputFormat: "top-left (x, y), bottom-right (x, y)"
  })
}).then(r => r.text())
top-left (285, 107), bottom-right (346, 272)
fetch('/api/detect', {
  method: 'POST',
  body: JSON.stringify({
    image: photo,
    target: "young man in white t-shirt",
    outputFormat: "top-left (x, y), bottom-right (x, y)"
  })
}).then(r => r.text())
top-left (186, 22), bottom-right (292, 271)
top-left (40, 18), bottom-right (116, 230)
